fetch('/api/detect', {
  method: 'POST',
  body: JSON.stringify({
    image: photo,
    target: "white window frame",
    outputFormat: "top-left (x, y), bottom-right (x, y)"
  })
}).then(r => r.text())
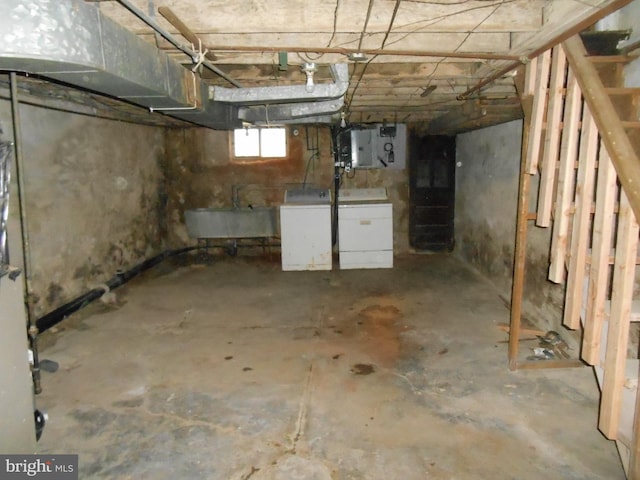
top-left (233, 127), bottom-right (287, 159)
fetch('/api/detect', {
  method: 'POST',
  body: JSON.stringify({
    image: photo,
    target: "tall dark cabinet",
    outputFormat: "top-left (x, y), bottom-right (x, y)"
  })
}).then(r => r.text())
top-left (409, 134), bottom-right (456, 252)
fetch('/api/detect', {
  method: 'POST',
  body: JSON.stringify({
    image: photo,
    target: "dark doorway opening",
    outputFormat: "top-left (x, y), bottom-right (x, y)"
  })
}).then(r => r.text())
top-left (409, 134), bottom-right (456, 252)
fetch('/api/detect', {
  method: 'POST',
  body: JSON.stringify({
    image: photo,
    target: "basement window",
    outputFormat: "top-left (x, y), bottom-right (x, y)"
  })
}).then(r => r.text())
top-left (233, 127), bottom-right (287, 159)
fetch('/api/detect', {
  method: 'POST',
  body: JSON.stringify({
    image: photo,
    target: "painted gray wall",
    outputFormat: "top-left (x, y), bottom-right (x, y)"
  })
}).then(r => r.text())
top-left (455, 120), bottom-right (569, 338)
top-left (455, 120), bottom-right (521, 293)
top-left (0, 100), bottom-right (167, 318)
top-left (0, 91), bottom-right (167, 451)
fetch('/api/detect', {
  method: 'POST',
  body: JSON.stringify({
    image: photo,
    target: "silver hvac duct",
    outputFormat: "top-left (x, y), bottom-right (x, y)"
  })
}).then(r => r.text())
top-left (0, 0), bottom-right (348, 129)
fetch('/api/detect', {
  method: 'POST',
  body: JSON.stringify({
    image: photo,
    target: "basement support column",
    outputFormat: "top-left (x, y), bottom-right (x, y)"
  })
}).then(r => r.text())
top-left (508, 92), bottom-right (533, 371)
top-left (10, 72), bottom-right (40, 394)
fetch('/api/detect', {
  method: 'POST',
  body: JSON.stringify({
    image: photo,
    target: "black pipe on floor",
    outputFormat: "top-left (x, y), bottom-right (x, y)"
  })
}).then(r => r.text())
top-left (36, 239), bottom-right (282, 333)
top-left (36, 246), bottom-right (197, 333)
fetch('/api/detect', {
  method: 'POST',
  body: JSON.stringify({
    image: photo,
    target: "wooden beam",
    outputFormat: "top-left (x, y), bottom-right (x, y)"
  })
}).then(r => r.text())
top-left (428, 102), bottom-right (488, 133)
top-left (563, 105), bottom-right (598, 330)
top-left (458, 0), bottom-right (635, 100)
top-left (526, 49), bottom-right (551, 175)
top-left (497, 323), bottom-right (545, 336)
top-left (583, 143), bottom-right (618, 365)
top-left (599, 191), bottom-right (639, 438)
top-left (523, 56), bottom-right (537, 97)
top-left (516, 359), bottom-right (585, 370)
top-left (537, 46), bottom-right (567, 227)
top-left (588, 55), bottom-right (639, 64)
top-left (508, 70), bottom-right (534, 370)
top-left (563, 35), bottom-right (640, 223)
top-left (548, 70), bottom-right (581, 283)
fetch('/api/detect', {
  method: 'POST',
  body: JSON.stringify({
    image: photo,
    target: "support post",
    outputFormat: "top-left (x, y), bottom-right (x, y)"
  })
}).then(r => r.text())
top-left (508, 91), bottom-right (533, 370)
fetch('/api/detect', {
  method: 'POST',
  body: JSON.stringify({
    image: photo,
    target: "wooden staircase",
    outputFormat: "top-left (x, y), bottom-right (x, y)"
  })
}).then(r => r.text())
top-left (509, 35), bottom-right (640, 477)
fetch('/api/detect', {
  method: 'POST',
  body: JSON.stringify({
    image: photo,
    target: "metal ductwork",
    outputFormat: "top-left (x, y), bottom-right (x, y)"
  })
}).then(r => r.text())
top-left (0, 0), bottom-right (348, 129)
top-left (211, 64), bottom-right (349, 104)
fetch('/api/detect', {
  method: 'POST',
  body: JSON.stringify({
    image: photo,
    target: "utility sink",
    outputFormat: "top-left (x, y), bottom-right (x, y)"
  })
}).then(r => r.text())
top-left (184, 207), bottom-right (278, 239)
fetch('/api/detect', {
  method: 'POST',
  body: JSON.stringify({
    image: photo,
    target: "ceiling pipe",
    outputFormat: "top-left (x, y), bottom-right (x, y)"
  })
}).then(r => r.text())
top-left (114, 0), bottom-right (242, 88)
top-left (165, 44), bottom-right (520, 62)
top-left (157, 6), bottom-right (218, 62)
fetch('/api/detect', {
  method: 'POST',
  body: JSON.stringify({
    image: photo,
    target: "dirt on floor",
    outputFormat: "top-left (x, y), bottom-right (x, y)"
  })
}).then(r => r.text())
top-left (36, 253), bottom-right (624, 479)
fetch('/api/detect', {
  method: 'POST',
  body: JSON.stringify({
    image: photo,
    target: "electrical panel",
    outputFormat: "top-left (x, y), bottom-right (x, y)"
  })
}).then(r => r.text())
top-left (350, 123), bottom-right (406, 170)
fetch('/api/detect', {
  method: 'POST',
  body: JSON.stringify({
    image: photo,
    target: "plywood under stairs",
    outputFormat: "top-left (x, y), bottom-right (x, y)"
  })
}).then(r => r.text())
top-left (509, 34), bottom-right (640, 478)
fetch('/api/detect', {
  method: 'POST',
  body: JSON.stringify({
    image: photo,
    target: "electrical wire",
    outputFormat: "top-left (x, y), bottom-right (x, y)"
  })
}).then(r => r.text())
top-left (382, 0), bottom-right (517, 49)
top-left (380, 0), bottom-right (403, 49)
top-left (453, 3), bottom-right (503, 53)
top-left (357, 0), bottom-right (376, 52)
top-left (326, 0), bottom-right (341, 48)
top-left (302, 151), bottom-right (319, 188)
top-left (345, 54), bottom-right (378, 113)
top-left (345, 0), bottom-right (401, 114)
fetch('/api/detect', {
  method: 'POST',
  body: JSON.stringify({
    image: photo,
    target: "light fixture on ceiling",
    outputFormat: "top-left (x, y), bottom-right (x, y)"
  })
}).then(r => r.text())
top-left (340, 111), bottom-right (347, 128)
top-left (301, 62), bottom-right (318, 93)
top-left (347, 52), bottom-right (368, 62)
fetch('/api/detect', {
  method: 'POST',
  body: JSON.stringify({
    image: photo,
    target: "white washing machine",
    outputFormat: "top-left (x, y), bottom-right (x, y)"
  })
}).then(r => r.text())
top-left (280, 188), bottom-right (332, 271)
top-left (338, 188), bottom-right (393, 269)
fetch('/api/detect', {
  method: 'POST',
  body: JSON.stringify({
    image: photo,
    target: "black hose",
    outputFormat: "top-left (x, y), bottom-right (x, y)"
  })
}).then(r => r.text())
top-left (331, 125), bottom-right (345, 247)
top-left (36, 246), bottom-right (197, 333)
top-left (35, 240), bottom-right (281, 333)
top-left (332, 165), bottom-right (340, 247)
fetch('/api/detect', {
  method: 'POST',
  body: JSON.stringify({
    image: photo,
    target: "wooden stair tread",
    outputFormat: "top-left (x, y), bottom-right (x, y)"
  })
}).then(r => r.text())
top-left (587, 55), bottom-right (639, 64)
top-left (605, 87), bottom-right (640, 96)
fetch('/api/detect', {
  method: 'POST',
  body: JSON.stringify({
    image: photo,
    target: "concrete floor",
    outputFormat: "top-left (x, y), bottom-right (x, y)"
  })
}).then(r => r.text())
top-left (37, 254), bottom-right (624, 479)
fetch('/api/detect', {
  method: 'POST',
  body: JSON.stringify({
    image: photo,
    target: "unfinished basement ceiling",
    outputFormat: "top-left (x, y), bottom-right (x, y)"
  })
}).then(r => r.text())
top-left (90, 0), bottom-right (628, 133)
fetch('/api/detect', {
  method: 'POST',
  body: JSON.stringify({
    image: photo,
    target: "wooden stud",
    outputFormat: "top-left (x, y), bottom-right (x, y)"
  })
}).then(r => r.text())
top-left (563, 106), bottom-right (598, 330)
top-left (524, 56), bottom-right (538, 97)
top-left (537, 46), bottom-right (567, 227)
top-left (526, 50), bottom-right (551, 175)
top-left (516, 360), bottom-right (585, 370)
top-left (583, 143), bottom-right (618, 365)
top-left (508, 92), bottom-right (534, 371)
top-left (548, 70), bottom-right (582, 283)
top-left (564, 35), bottom-right (640, 223)
top-left (599, 191), bottom-right (639, 438)
top-left (497, 323), bottom-right (545, 336)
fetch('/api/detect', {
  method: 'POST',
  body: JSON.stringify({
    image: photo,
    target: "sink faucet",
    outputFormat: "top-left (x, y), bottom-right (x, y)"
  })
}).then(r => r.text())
top-left (231, 184), bottom-right (242, 208)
